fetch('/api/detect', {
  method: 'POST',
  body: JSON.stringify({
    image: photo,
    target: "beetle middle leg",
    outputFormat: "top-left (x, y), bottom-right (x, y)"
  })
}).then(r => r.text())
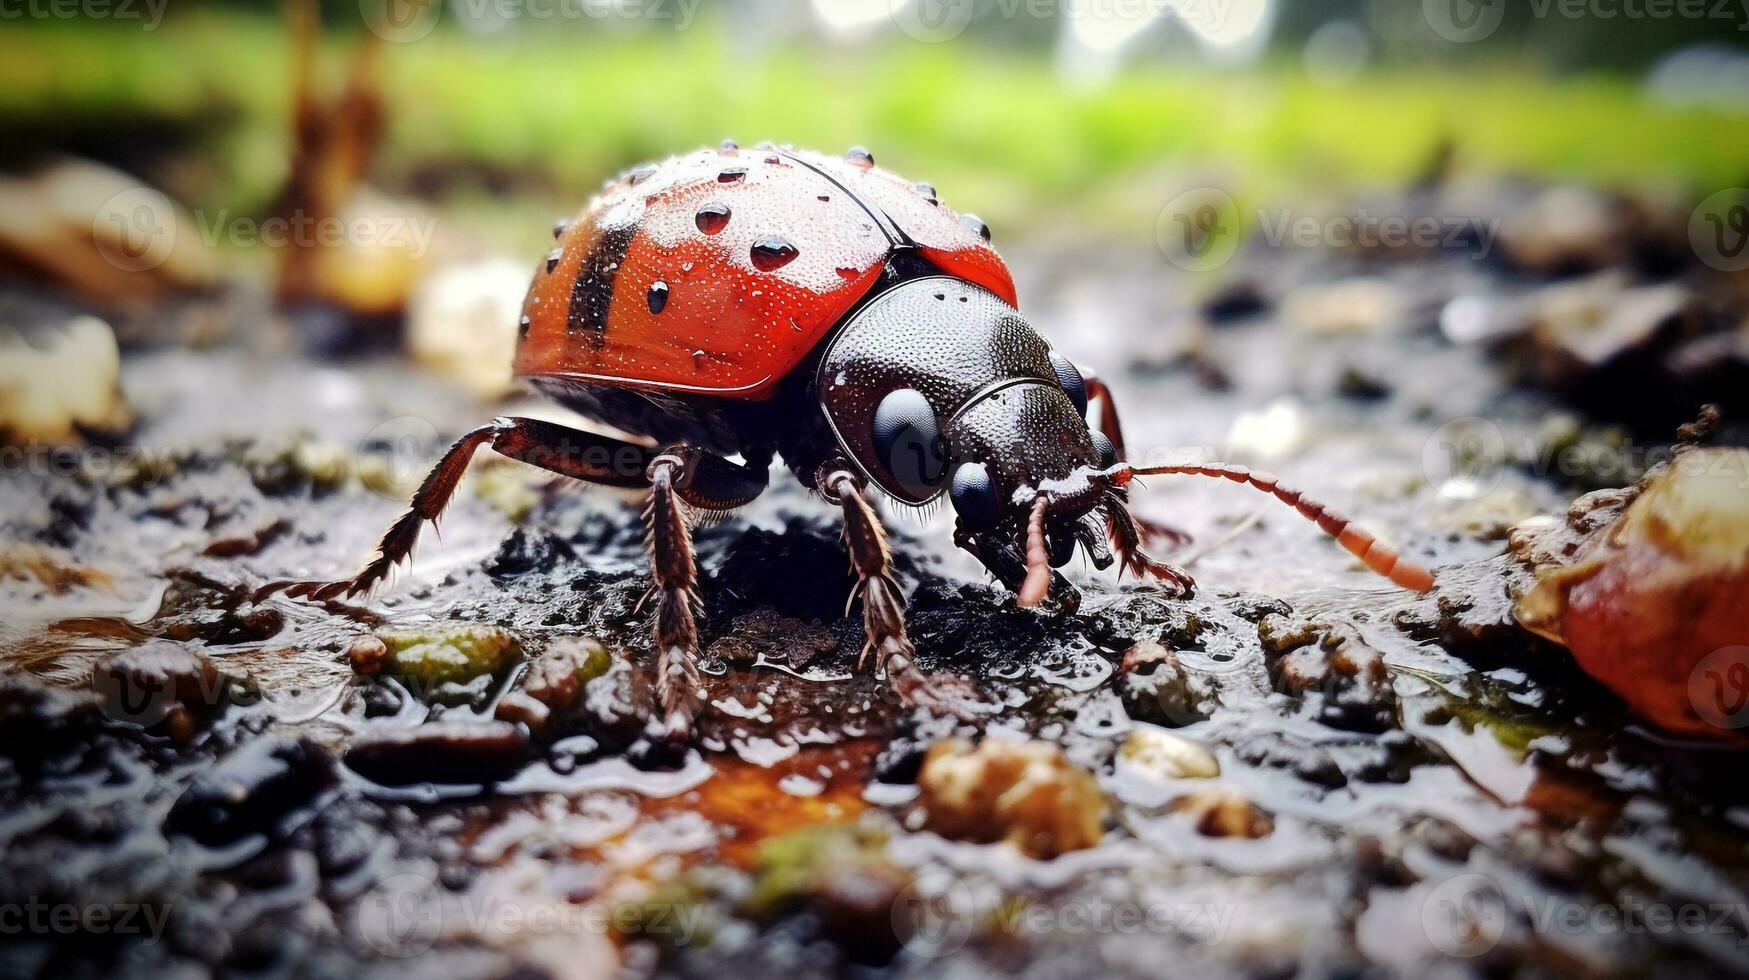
top-left (638, 446), bottom-right (769, 740)
top-left (817, 461), bottom-right (980, 721)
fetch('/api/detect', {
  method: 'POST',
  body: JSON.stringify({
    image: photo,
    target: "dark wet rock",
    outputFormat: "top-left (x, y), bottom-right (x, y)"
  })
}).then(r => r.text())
top-left (1224, 594), bottom-right (1293, 624)
top-left (705, 610), bottom-right (839, 668)
top-left (166, 736), bottom-right (336, 845)
top-left (1394, 555), bottom-right (1532, 650)
top-left (0, 673), bottom-right (103, 765)
top-left (1413, 818), bottom-right (1478, 863)
top-left (487, 526), bottom-right (578, 578)
top-left (578, 652), bottom-right (652, 750)
top-left (240, 436), bottom-right (349, 497)
top-left (89, 640), bottom-right (229, 741)
top-left (703, 524), bottom-right (861, 621)
top-left (813, 863), bottom-right (908, 966)
top-left (157, 584), bottom-right (288, 645)
top-left (344, 721), bottom-right (530, 786)
top-left (355, 679), bottom-right (406, 718)
top-left (1336, 365), bottom-right (1391, 400)
top-left (1488, 274), bottom-right (1714, 428)
top-left (869, 713), bottom-right (961, 784)
top-left (739, 824), bottom-right (907, 965)
top-left (1117, 640), bottom-right (1213, 727)
top-left (1258, 619), bottom-right (1398, 734)
top-left (1349, 836), bottom-right (1417, 891)
top-left (1348, 730), bottom-right (1426, 784)
top-left (311, 805), bottom-right (382, 882)
top-left (1227, 731), bottom-right (1347, 789)
top-left (1202, 279), bottom-right (1270, 323)
top-left (1517, 277), bottom-right (1696, 387)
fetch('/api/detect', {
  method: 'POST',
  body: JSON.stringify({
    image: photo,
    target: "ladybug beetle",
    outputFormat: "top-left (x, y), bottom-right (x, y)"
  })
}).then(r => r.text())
top-left (288, 142), bottom-right (1435, 740)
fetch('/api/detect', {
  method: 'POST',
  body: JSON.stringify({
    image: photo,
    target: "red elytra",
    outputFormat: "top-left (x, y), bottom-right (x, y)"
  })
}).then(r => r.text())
top-left (516, 145), bottom-right (1017, 398)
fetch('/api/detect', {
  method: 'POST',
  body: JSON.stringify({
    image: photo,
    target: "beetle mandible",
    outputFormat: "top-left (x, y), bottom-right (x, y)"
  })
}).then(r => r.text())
top-left (286, 142), bottom-right (1435, 740)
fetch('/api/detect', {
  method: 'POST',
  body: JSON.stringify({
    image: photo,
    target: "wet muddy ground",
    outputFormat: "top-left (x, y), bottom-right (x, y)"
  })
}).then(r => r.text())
top-left (4, 181), bottom-right (1749, 978)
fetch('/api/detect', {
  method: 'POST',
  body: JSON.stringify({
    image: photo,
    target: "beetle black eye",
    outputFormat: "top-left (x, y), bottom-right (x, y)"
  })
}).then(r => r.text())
top-left (949, 462), bottom-right (999, 530)
top-left (1091, 431), bottom-right (1118, 470)
top-left (871, 388), bottom-right (944, 495)
top-left (1049, 352), bottom-right (1087, 417)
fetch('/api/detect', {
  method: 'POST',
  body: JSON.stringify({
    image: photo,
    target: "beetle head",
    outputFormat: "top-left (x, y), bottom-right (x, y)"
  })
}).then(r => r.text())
top-left (937, 370), bottom-right (1133, 604)
top-left (816, 276), bottom-right (1138, 606)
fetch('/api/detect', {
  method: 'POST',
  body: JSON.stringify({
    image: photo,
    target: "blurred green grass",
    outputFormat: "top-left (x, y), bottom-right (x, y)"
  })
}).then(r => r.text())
top-left (4, 12), bottom-right (1745, 250)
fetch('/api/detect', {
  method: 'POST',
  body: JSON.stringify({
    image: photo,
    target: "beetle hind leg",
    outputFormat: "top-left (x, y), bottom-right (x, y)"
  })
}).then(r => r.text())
top-left (278, 416), bottom-right (658, 602)
top-left (818, 463), bottom-right (981, 722)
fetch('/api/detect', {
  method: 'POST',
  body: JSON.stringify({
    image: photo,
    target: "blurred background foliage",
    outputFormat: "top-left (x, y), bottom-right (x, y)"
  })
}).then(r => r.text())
top-left (3, 0), bottom-right (1746, 255)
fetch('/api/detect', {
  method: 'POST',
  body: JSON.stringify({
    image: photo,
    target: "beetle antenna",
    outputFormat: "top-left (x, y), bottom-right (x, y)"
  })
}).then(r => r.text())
top-left (1113, 463), bottom-right (1435, 593)
top-left (1017, 497), bottom-right (1052, 607)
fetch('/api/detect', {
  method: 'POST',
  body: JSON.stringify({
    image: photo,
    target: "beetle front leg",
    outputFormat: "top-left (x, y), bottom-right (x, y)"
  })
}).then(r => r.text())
top-left (818, 464), bottom-right (980, 721)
